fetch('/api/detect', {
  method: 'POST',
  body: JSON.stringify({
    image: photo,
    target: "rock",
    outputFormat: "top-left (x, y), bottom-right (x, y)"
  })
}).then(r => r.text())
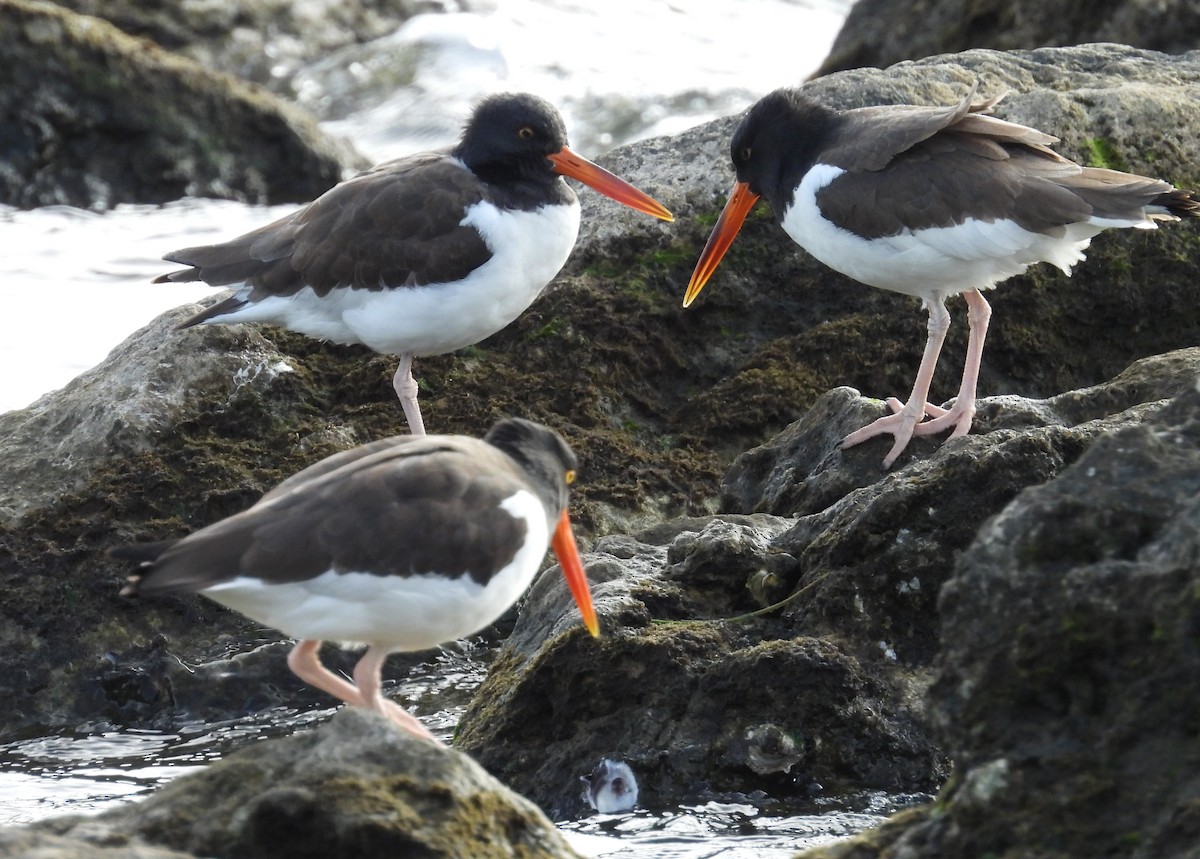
top-left (455, 349), bottom-right (1199, 814)
top-left (32, 709), bottom-right (582, 859)
top-left (816, 0), bottom-right (1200, 77)
top-left (1, 47), bottom-right (1199, 815)
top-left (457, 514), bottom-right (945, 819)
top-left (48, 0), bottom-right (446, 102)
top-left (792, 366), bottom-right (1200, 858)
top-left (0, 0), bottom-right (358, 209)
top-left (0, 829), bottom-right (194, 858)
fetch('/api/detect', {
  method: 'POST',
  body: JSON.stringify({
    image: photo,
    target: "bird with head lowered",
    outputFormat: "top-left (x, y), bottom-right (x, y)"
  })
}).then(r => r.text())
top-left (684, 85), bottom-right (1198, 468)
top-left (114, 417), bottom-right (599, 741)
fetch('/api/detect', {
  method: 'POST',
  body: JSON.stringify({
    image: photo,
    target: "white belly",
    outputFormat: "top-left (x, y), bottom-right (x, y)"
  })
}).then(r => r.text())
top-left (199, 491), bottom-right (551, 651)
top-left (207, 200), bottom-right (581, 356)
top-left (780, 163), bottom-right (1130, 301)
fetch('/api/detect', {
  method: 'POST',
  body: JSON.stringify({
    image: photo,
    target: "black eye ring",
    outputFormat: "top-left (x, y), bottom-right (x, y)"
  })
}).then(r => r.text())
top-left (739, 146), bottom-right (752, 161)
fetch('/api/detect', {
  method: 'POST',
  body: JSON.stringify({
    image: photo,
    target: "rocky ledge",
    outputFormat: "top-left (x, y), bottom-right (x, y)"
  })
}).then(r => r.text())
top-left (1, 43), bottom-right (1199, 859)
top-left (29, 709), bottom-right (582, 859)
top-left (0, 0), bottom-right (359, 209)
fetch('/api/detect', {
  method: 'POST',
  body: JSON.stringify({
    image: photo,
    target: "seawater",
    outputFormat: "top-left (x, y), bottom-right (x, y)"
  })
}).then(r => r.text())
top-left (0, 640), bottom-right (924, 857)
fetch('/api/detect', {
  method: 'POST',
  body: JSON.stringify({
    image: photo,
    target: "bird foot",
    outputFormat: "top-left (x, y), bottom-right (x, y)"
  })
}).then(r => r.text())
top-left (842, 396), bottom-right (976, 468)
top-left (376, 698), bottom-right (441, 743)
top-left (841, 399), bottom-right (926, 469)
top-left (909, 398), bottom-right (975, 439)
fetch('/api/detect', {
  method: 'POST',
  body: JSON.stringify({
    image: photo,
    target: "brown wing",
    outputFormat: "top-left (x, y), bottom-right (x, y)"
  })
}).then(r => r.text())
top-left (818, 140), bottom-right (1181, 240)
top-left (156, 153), bottom-right (493, 309)
top-left (820, 86), bottom-right (1061, 173)
top-left (126, 436), bottom-right (534, 593)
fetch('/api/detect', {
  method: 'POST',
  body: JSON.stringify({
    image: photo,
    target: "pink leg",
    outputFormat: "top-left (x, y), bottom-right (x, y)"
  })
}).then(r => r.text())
top-left (287, 640), bottom-right (439, 743)
top-left (352, 647), bottom-right (438, 742)
top-left (392, 354), bottom-right (426, 436)
top-left (287, 639), bottom-right (365, 707)
top-left (909, 289), bottom-right (991, 439)
top-left (842, 295), bottom-right (952, 469)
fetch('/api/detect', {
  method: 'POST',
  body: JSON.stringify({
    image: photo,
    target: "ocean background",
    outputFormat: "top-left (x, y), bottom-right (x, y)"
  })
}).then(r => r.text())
top-left (0, 0), bottom-right (852, 415)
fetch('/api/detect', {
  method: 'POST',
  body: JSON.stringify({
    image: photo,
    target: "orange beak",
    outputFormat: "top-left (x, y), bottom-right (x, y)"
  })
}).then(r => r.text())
top-left (550, 509), bottom-right (600, 637)
top-left (683, 180), bottom-right (761, 307)
top-left (548, 147), bottom-right (674, 222)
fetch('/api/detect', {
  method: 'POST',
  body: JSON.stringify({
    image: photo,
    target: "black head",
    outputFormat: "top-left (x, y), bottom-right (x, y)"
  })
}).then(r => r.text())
top-left (455, 93), bottom-right (571, 184)
top-left (730, 88), bottom-right (837, 209)
top-left (484, 417), bottom-right (578, 514)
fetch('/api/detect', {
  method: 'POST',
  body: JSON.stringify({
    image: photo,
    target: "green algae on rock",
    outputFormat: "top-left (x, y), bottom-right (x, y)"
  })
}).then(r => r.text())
top-left (35, 709), bottom-right (584, 859)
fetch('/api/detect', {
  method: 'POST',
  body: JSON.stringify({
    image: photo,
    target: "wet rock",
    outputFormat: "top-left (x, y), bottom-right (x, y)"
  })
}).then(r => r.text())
top-left (0, 46), bottom-right (1198, 812)
top-left (455, 350), bottom-right (1199, 814)
top-left (0, 828), bottom-right (194, 858)
top-left (32, 708), bottom-right (582, 859)
top-left (49, 0), bottom-right (448, 101)
top-left (0, 0), bottom-right (358, 209)
top-left (793, 367), bottom-right (1200, 859)
top-left (457, 515), bottom-right (946, 818)
top-left (817, 0), bottom-right (1200, 77)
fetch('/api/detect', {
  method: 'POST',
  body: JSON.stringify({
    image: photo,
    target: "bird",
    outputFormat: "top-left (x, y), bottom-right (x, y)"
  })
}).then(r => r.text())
top-left (683, 84), bottom-right (1199, 468)
top-left (156, 93), bottom-right (674, 436)
top-left (581, 758), bottom-right (639, 813)
top-left (113, 417), bottom-right (600, 742)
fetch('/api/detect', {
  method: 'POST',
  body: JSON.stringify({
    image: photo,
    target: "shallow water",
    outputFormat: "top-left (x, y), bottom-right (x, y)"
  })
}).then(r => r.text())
top-left (0, 641), bottom-right (922, 856)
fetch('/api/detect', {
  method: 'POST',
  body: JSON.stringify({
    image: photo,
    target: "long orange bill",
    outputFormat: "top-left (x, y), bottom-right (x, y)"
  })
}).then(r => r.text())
top-left (548, 147), bottom-right (674, 222)
top-left (550, 509), bottom-right (600, 638)
top-left (683, 180), bottom-right (761, 307)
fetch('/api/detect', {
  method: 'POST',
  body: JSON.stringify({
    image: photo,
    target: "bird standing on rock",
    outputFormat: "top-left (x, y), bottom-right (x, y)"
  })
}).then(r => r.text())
top-left (684, 85), bottom-right (1199, 468)
top-left (156, 93), bottom-right (674, 436)
top-left (114, 417), bottom-right (599, 742)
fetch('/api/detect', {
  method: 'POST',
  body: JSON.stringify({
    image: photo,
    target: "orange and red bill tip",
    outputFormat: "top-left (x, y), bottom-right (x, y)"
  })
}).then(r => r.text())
top-left (683, 180), bottom-right (761, 308)
top-left (551, 508), bottom-right (601, 638)
top-left (548, 147), bottom-right (674, 223)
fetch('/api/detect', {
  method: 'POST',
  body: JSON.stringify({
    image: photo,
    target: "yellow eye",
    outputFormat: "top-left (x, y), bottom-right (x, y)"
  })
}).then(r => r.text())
top-left (564, 469), bottom-right (576, 485)
top-left (518, 126), bottom-right (535, 140)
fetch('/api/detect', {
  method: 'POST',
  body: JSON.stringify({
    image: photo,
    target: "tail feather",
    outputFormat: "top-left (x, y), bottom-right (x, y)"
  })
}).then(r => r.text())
top-left (173, 294), bottom-right (250, 330)
top-left (1152, 187), bottom-right (1200, 219)
top-left (110, 539), bottom-right (181, 597)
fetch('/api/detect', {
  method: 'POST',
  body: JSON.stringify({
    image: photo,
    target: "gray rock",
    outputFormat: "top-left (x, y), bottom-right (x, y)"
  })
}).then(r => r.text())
top-left (0, 305), bottom-right (297, 524)
top-left (33, 709), bottom-right (582, 859)
top-left (455, 349), bottom-right (1199, 814)
top-left (816, 0), bottom-right (1200, 77)
top-left (48, 0), bottom-right (445, 103)
top-left (0, 0), bottom-right (359, 209)
top-left (793, 363), bottom-right (1200, 858)
top-left (1, 47), bottom-right (1199, 833)
top-left (0, 828), bottom-right (193, 859)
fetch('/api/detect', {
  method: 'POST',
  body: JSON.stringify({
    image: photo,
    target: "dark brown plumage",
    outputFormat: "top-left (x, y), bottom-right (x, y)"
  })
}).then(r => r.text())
top-left (686, 84), bottom-right (1199, 467)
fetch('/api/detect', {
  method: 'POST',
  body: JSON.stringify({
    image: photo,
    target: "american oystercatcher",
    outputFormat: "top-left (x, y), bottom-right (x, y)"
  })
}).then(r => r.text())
top-left (156, 93), bottom-right (673, 436)
top-left (114, 417), bottom-right (599, 741)
top-left (684, 85), bottom-right (1199, 467)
